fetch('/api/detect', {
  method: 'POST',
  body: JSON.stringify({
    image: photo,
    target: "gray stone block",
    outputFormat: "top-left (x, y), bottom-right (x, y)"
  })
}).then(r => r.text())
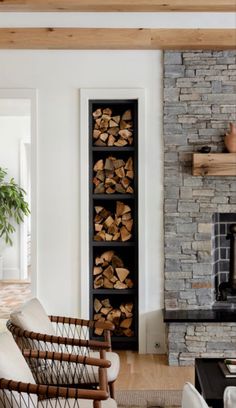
top-left (197, 251), bottom-right (212, 262)
top-left (165, 64), bottom-right (185, 78)
top-left (193, 263), bottom-right (212, 276)
top-left (203, 94), bottom-right (236, 103)
top-left (165, 259), bottom-right (181, 272)
top-left (178, 202), bottom-right (200, 213)
top-left (164, 87), bottom-right (180, 102)
top-left (193, 189), bottom-right (214, 197)
top-left (164, 123), bottom-right (183, 133)
top-left (177, 223), bottom-right (197, 234)
top-left (212, 81), bottom-right (222, 93)
top-left (207, 342), bottom-right (236, 351)
top-left (180, 94), bottom-right (201, 102)
top-left (198, 223), bottom-right (212, 233)
top-left (165, 280), bottom-right (185, 291)
top-left (164, 104), bottom-right (187, 114)
top-left (216, 57), bottom-right (236, 64)
top-left (188, 105), bottom-right (212, 115)
top-left (192, 241), bottom-right (211, 252)
top-left (164, 52), bottom-right (182, 65)
top-left (180, 187), bottom-right (193, 199)
top-left (164, 186), bottom-right (180, 198)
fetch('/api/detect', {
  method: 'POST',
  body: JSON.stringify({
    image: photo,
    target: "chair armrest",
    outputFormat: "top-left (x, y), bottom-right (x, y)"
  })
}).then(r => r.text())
top-left (49, 315), bottom-right (115, 331)
top-left (22, 349), bottom-right (111, 368)
top-left (0, 378), bottom-right (109, 400)
top-left (7, 321), bottom-right (111, 350)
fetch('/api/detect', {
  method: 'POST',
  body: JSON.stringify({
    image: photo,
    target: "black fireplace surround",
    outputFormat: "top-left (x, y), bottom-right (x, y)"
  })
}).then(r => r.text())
top-left (213, 213), bottom-right (236, 304)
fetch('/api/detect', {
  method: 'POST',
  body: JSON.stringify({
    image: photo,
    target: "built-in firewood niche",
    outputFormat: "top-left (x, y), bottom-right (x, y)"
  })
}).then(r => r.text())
top-left (89, 100), bottom-right (138, 349)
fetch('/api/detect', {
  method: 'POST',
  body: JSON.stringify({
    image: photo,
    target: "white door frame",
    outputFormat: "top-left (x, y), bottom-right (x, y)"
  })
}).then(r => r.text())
top-left (0, 89), bottom-right (37, 294)
top-left (79, 88), bottom-right (147, 353)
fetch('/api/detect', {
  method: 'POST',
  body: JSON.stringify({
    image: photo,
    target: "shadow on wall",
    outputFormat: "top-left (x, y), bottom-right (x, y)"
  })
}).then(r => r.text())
top-left (145, 309), bottom-right (167, 354)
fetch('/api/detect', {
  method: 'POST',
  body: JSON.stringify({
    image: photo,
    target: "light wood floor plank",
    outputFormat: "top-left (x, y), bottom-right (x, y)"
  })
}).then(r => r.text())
top-left (116, 351), bottom-right (194, 390)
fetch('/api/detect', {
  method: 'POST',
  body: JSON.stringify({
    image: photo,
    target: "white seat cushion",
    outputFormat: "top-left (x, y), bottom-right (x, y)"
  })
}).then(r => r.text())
top-left (182, 383), bottom-right (209, 408)
top-left (39, 398), bottom-right (117, 408)
top-left (90, 351), bottom-right (120, 383)
top-left (0, 332), bottom-right (36, 383)
top-left (10, 298), bottom-right (55, 336)
top-left (224, 386), bottom-right (236, 408)
top-left (0, 332), bottom-right (37, 408)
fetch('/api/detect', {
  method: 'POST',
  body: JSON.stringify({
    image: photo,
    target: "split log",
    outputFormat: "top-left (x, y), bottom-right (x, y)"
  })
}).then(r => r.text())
top-left (93, 201), bottom-right (133, 242)
top-left (94, 316), bottom-right (106, 336)
top-left (116, 268), bottom-right (130, 282)
top-left (93, 107), bottom-right (133, 146)
top-left (120, 318), bottom-right (132, 329)
top-left (122, 110), bottom-right (132, 121)
top-left (94, 298), bottom-right (134, 337)
top-left (114, 281), bottom-right (128, 289)
top-left (94, 275), bottom-right (104, 289)
top-left (93, 250), bottom-right (133, 290)
top-left (93, 266), bottom-right (103, 275)
top-left (93, 156), bottom-right (134, 195)
top-left (94, 298), bottom-right (102, 313)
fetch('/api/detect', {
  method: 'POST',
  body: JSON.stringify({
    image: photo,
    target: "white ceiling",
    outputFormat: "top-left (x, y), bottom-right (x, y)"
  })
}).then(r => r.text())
top-left (0, 12), bottom-right (235, 28)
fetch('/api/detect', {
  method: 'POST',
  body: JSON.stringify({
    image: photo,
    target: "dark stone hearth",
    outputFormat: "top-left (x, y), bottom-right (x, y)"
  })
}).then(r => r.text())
top-left (163, 309), bottom-right (236, 323)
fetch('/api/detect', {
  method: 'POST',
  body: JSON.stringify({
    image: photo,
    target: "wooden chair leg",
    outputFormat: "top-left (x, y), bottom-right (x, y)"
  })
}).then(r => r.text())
top-left (109, 381), bottom-right (115, 398)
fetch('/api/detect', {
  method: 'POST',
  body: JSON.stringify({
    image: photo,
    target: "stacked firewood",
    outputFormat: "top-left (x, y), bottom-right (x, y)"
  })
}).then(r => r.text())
top-left (92, 107), bottom-right (133, 147)
top-left (94, 297), bottom-right (134, 337)
top-left (93, 156), bottom-right (134, 194)
top-left (93, 250), bottom-right (133, 290)
top-left (94, 201), bottom-right (133, 242)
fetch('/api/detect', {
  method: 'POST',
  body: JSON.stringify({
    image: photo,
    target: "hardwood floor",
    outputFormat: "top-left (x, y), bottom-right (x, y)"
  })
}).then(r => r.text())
top-left (116, 351), bottom-right (194, 390)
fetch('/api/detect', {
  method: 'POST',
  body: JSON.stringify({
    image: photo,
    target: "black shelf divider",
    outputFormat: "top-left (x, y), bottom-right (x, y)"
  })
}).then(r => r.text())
top-left (89, 99), bottom-right (139, 351)
top-left (92, 147), bottom-right (135, 152)
top-left (92, 241), bottom-right (135, 247)
top-left (92, 289), bottom-right (135, 295)
top-left (92, 194), bottom-right (135, 200)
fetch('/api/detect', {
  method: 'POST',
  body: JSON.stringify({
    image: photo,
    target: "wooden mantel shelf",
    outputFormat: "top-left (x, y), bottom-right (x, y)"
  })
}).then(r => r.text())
top-left (193, 153), bottom-right (236, 176)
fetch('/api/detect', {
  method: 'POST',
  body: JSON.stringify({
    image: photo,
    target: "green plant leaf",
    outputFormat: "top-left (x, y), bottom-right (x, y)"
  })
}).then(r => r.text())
top-left (0, 167), bottom-right (30, 245)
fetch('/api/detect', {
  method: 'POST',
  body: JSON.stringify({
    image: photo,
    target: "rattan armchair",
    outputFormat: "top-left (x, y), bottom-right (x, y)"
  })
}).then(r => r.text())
top-left (7, 298), bottom-right (119, 398)
top-left (0, 331), bottom-right (117, 408)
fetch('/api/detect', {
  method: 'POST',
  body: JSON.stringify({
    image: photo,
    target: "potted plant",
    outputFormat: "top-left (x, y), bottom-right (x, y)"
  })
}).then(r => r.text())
top-left (0, 167), bottom-right (30, 279)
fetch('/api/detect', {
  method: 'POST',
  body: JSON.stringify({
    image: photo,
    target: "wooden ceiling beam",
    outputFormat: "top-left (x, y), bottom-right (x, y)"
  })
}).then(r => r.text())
top-left (0, 0), bottom-right (235, 12)
top-left (0, 28), bottom-right (234, 50)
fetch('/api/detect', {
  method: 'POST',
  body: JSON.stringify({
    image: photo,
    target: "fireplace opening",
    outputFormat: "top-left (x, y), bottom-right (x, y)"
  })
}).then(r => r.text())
top-left (212, 213), bottom-right (236, 306)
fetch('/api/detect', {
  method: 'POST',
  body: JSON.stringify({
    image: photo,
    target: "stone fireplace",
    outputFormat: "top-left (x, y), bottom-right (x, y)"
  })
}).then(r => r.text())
top-left (163, 50), bottom-right (236, 365)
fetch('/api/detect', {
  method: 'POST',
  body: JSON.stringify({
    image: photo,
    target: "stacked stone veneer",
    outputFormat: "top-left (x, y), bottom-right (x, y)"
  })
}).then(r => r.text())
top-left (163, 50), bottom-right (236, 365)
top-left (168, 323), bottom-right (236, 366)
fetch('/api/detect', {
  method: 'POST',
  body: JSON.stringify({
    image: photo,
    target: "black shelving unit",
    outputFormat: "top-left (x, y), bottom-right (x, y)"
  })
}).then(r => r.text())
top-left (89, 99), bottom-right (138, 350)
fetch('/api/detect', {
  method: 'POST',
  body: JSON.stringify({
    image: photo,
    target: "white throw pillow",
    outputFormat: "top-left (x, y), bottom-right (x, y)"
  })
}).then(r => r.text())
top-left (182, 382), bottom-right (209, 408)
top-left (10, 297), bottom-right (55, 336)
top-left (224, 386), bottom-right (236, 408)
top-left (0, 332), bottom-right (37, 408)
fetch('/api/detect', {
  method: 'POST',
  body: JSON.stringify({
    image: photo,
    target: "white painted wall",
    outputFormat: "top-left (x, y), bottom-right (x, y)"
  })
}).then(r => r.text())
top-left (0, 50), bottom-right (164, 352)
top-left (0, 11), bottom-right (234, 352)
top-left (0, 115), bottom-right (30, 279)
